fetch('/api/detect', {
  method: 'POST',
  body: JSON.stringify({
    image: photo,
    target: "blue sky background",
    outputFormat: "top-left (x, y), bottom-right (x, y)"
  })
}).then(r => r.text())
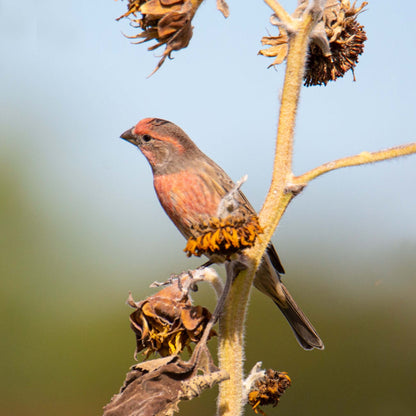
top-left (1, 1), bottom-right (415, 415)
top-left (2, 0), bottom-right (415, 274)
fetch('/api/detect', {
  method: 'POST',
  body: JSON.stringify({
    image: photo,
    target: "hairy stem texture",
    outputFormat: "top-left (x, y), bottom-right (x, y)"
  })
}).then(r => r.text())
top-left (217, 268), bottom-right (252, 416)
top-left (216, 4), bottom-right (321, 416)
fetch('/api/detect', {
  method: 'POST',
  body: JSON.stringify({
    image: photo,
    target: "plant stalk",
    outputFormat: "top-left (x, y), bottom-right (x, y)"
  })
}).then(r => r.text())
top-left (216, 5), bottom-right (320, 415)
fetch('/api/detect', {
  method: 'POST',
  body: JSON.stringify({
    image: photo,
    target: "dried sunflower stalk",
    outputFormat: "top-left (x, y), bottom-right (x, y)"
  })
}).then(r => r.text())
top-left (259, 0), bottom-right (367, 86)
top-left (128, 278), bottom-right (216, 358)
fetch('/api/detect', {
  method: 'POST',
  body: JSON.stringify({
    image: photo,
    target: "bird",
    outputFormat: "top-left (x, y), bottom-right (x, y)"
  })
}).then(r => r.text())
top-left (120, 117), bottom-right (324, 350)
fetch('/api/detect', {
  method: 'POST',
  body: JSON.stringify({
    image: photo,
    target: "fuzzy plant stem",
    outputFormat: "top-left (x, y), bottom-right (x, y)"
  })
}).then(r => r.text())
top-left (217, 267), bottom-right (253, 416)
top-left (294, 143), bottom-right (416, 184)
top-left (256, 2), bottom-right (321, 248)
top-left (216, 4), bottom-right (321, 416)
top-left (216, 0), bottom-right (416, 414)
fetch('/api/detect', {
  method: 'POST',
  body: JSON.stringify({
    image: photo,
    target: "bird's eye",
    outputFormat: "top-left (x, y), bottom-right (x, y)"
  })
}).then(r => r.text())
top-left (142, 134), bottom-right (153, 143)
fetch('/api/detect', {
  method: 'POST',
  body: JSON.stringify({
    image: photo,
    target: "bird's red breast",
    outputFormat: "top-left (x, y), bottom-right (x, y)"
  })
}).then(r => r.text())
top-left (153, 170), bottom-right (224, 239)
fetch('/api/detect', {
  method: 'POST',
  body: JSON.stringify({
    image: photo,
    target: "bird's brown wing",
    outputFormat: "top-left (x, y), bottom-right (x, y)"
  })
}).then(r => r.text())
top-left (266, 243), bottom-right (285, 274)
top-left (191, 156), bottom-right (323, 350)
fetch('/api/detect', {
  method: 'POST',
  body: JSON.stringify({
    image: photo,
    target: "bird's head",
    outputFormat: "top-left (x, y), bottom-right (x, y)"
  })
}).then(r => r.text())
top-left (121, 118), bottom-right (200, 174)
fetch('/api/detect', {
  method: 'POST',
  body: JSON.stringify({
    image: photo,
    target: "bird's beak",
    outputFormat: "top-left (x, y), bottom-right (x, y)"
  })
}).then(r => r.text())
top-left (120, 128), bottom-right (137, 145)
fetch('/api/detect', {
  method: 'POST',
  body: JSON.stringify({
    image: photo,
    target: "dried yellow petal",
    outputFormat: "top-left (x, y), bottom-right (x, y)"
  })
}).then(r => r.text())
top-left (184, 214), bottom-right (263, 258)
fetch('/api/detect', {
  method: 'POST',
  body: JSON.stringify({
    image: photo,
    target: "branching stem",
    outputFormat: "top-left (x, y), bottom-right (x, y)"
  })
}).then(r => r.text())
top-left (216, 1), bottom-right (416, 416)
top-left (294, 143), bottom-right (416, 184)
top-left (263, 0), bottom-right (294, 25)
top-left (217, 3), bottom-right (321, 415)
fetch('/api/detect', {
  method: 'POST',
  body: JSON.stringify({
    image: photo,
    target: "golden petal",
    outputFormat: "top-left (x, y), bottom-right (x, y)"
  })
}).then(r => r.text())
top-left (199, 233), bottom-right (209, 251)
top-left (229, 228), bottom-right (240, 247)
top-left (212, 228), bottom-right (222, 243)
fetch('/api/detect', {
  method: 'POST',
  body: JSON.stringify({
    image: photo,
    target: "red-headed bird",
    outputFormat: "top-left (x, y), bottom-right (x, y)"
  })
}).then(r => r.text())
top-left (121, 118), bottom-right (324, 350)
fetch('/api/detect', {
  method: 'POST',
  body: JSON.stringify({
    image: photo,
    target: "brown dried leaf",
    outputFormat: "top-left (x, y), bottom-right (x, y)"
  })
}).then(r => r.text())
top-left (157, 11), bottom-right (189, 38)
top-left (181, 305), bottom-right (211, 333)
top-left (217, 0), bottom-right (230, 18)
top-left (148, 18), bottom-right (193, 76)
top-left (160, 0), bottom-right (184, 6)
top-left (269, 47), bottom-right (288, 66)
top-left (140, 0), bottom-right (182, 16)
top-left (258, 40), bottom-right (288, 66)
top-left (103, 345), bottom-right (228, 416)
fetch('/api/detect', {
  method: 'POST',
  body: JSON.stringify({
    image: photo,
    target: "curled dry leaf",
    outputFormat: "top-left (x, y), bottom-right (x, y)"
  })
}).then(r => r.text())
top-left (216, 0), bottom-right (229, 18)
top-left (259, 0), bottom-right (367, 86)
top-left (103, 344), bottom-right (228, 416)
top-left (128, 277), bottom-right (216, 358)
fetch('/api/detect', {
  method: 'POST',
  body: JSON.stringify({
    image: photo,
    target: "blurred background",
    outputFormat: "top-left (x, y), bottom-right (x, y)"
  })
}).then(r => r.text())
top-left (1, 0), bottom-right (415, 415)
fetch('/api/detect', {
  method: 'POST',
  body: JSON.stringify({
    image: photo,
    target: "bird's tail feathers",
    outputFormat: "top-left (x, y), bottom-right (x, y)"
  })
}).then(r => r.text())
top-left (274, 282), bottom-right (324, 350)
top-left (254, 257), bottom-right (324, 351)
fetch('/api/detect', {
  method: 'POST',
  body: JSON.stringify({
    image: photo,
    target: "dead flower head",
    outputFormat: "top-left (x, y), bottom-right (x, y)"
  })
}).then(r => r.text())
top-left (259, 0), bottom-right (367, 86)
top-left (184, 213), bottom-right (263, 258)
top-left (248, 369), bottom-right (291, 415)
top-left (116, 0), bottom-right (203, 75)
top-left (128, 281), bottom-right (215, 358)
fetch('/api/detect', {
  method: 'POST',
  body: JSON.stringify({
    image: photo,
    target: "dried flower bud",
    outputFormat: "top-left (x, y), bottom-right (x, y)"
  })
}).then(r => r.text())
top-left (117, 0), bottom-right (207, 75)
top-left (128, 279), bottom-right (215, 358)
top-left (248, 369), bottom-right (291, 415)
top-left (305, 0), bottom-right (367, 86)
top-left (259, 0), bottom-right (367, 86)
top-left (184, 213), bottom-right (263, 258)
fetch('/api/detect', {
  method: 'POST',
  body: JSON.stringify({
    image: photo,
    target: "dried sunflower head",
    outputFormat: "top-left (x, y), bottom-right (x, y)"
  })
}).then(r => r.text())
top-left (128, 280), bottom-right (215, 359)
top-left (117, 0), bottom-right (203, 75)
top-left (259, 0), bottom-right (367, 86)
top-left (248, 369), bottom-right (291, 415)
top-left (184, 213), bottom-right (263, 258)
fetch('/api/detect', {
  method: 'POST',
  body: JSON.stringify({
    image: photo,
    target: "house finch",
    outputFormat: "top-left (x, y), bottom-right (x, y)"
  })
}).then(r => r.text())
top-left (121, 118), bottom-right (324, 350)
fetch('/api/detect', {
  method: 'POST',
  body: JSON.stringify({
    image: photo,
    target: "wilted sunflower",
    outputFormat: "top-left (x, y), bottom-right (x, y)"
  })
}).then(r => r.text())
top-left (128, 279), bottom-right (215, 358)
top-left (117, 0), bottom-right (229, 74)
top-left (259, 0), bottom-right (367, 86)
top-left (184, 213), bottom-right (263, 258)
top-left (248, 369), bottom-right (291, 415)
